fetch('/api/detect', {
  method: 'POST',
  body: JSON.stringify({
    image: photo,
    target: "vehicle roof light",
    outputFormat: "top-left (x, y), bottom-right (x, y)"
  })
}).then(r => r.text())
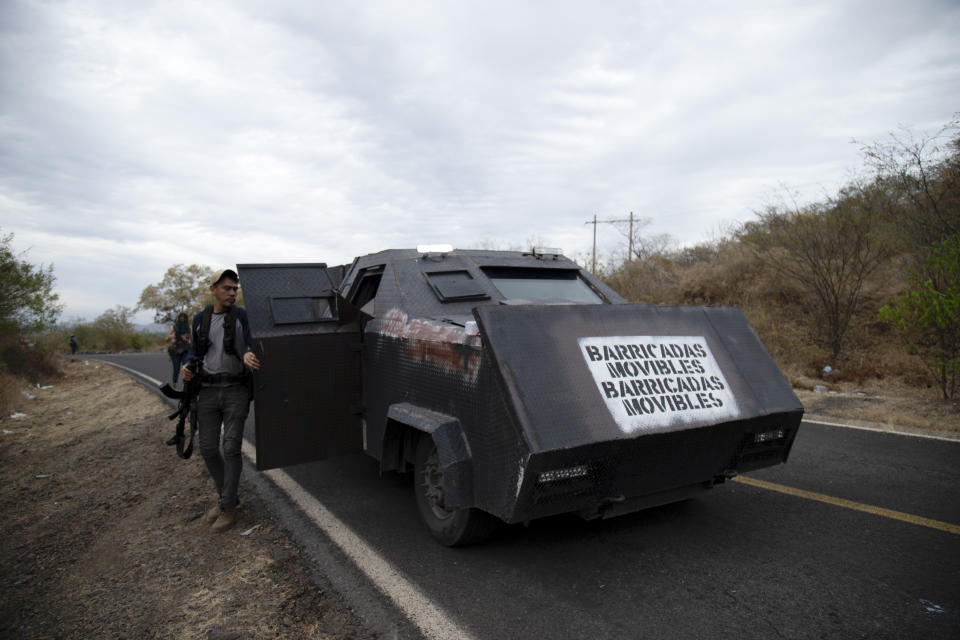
top-left (417, 244), bottom-right (453, 256)
top-left (531, 247), bottom-right (563, 259)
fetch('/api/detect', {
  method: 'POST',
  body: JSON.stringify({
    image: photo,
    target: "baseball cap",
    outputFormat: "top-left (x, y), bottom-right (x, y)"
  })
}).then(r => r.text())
top-left (212, 269), bottom-right (239, 285)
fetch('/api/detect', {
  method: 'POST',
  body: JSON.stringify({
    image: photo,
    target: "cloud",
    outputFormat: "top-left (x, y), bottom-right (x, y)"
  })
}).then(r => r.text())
top-left (0, 0), bottom-right (957, 321)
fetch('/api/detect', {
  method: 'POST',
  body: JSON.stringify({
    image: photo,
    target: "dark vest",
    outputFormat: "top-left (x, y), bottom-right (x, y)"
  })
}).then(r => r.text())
top-left (195, 305), bottom-right (239, 359)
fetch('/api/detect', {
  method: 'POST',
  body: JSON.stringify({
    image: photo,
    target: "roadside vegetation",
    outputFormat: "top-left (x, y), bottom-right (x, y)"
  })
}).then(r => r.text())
top-left (589, 118), bottom-right (959, 404)
top-left (0, 253), bottom-right (232, 417)
top-left (42, 306), bottom-right (163, 354)
top-left (0, 230), bottom-right (64, 412)
top-left (0, 239), bottom-right (212, 415)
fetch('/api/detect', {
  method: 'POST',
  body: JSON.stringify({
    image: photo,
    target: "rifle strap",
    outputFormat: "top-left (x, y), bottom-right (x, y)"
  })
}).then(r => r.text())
top-left (176, 418), bottom-right (195, 459)
top-left (167, 384), bottom-right (197, 460)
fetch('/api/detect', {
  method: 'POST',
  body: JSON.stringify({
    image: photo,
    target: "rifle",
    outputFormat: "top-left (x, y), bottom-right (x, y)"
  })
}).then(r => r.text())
top-left (159, 356), bottom-right (200, 459)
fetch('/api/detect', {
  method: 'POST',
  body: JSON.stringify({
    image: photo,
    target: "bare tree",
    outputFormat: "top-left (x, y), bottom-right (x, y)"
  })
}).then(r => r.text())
top-left (740, 186), bottom-right (896, 362)
top-left (858, 118), bottom-right (960, 250)
top-left (607, 213), bottom-right (676, 262)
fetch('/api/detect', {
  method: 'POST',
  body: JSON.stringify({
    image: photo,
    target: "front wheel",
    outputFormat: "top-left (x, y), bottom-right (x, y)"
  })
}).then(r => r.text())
top-left (413, 435), bottom-right (497, 546)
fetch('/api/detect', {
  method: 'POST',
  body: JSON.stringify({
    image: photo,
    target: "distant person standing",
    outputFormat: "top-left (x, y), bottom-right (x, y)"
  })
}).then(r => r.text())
top-left (69, 335), bottom-right (78, 355)
top-left (181, 269), bottom-right (261, 533)
top-left (166, 312), bottom-right (192, 385)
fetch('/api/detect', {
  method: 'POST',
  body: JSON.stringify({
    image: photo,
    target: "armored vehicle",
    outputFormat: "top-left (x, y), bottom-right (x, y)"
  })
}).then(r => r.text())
top-left (238, 247), bottom-right (803, 546)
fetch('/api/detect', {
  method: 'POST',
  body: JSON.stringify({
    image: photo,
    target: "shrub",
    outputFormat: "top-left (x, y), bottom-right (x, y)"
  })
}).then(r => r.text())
top-left (879, 237), bottom-right (960, 399)
top-left (0, 337), bottom-right (61, 384)
top-left (39, 325), bottom-right (165, 354)
top-left (0, 369), bottom-right (22, 416)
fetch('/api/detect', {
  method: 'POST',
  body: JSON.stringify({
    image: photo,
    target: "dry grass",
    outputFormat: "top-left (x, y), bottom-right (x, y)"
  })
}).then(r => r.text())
top-left (0, 370), bottom-right (23, 416)
top-left (0, 358), bottom-right (375, 640)
top-left (793, 376), bottom-right (960, 437)
top-left (602, 239), bottom-right (957, 408)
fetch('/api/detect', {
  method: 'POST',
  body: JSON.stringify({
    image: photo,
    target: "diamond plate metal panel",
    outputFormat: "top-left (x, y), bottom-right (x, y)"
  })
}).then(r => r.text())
top-left (237, 263), bottom-right (362, 470)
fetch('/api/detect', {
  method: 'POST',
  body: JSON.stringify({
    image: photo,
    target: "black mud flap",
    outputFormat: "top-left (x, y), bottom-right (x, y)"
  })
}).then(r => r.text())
top-left (238, 263), bottom-right (366, 470)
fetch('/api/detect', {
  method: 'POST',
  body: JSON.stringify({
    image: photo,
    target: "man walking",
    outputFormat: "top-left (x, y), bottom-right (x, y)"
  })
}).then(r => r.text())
top-left (181, 269), bottom-right (261, 533)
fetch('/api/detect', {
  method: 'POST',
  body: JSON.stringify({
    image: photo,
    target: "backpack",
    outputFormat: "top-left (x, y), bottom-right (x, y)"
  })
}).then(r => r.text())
top-left (174, 331), bottom-right (190, 354)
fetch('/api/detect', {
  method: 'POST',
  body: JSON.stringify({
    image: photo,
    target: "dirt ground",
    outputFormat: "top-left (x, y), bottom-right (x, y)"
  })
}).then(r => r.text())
top-left (793, 376), bottom-right (960, 438)
top-left (0, 359), bottom-right (377, 640)
top-left (1, 360), bottom-right (957, 640)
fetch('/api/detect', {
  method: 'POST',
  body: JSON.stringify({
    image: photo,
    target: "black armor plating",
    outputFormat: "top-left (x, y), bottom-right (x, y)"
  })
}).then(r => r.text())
top-left (238, 249), bottom-right (803, 533)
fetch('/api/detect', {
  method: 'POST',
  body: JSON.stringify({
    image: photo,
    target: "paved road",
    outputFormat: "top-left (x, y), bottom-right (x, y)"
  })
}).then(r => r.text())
top-left (88, 352), bottom-right (960, 639)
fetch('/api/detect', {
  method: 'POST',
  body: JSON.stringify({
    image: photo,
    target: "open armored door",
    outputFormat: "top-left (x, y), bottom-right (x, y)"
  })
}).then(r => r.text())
top-left (237, 263), bottom-right (365, 470)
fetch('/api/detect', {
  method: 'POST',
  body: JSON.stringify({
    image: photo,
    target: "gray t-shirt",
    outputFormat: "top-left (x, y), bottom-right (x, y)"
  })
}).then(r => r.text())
top-left (202, 312), bottom-right (246, 376)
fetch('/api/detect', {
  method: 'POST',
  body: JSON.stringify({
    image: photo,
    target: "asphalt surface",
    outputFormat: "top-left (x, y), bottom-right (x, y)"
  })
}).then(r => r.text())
top-left (88, 352), bottom-right (960, 640)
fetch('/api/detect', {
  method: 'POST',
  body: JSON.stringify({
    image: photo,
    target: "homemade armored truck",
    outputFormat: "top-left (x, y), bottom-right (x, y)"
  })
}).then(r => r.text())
top-left (238, 247), bottom-right (803, 546)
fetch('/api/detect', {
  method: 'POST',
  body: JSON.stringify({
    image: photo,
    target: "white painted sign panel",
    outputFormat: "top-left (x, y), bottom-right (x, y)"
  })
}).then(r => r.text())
top-left (577, 335), bottom-right (739, 434)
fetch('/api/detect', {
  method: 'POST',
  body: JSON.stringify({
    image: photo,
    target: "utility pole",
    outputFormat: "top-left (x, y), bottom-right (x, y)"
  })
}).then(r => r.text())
top-left (584, 211), bottom-right (638, 272)
top-left (590, 214), bottom-right (597, 272)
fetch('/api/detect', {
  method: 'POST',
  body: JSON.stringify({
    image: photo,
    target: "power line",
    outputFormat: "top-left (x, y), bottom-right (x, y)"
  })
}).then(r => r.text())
top-left (584, 212), bottom-right (637, 270)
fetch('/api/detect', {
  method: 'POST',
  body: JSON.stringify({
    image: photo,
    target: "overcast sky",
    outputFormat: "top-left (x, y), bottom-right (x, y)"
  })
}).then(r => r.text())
top-left (1, 0), bottom-right (957, 323)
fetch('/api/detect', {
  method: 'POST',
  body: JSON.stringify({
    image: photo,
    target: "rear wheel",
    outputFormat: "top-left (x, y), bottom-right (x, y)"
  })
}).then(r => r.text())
top-left (413, 435), bottom-right (497, 546)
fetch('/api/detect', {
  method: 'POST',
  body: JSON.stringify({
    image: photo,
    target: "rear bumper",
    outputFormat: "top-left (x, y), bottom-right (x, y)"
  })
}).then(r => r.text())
top-left (502, 411), bottom-right (802, 523)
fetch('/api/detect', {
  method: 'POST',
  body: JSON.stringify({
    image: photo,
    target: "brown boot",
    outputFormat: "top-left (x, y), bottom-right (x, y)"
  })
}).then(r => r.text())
top-left (205, 504), bottom-right (221, 523)
top-left (211, 506), bottom-right (237, 533)
top-left (205, 500), bottom-right (240, 523)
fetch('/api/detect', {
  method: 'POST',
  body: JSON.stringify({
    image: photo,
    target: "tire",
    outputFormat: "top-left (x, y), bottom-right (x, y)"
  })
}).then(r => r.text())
top-left (413, 434), bottom-right (497, 546)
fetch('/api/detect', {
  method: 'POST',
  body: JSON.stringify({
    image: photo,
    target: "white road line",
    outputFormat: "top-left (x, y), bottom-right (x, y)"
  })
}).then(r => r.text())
top-left (804, 418), bottom-right (960, 443)
top-left (95, 359), bottom-right (164, 385)
top-left (241, 440), bottom-right (479, 640)
top-left (97, 359), bottom-right (478, 639)
top-left (100, 358), bottom-right (957, 636)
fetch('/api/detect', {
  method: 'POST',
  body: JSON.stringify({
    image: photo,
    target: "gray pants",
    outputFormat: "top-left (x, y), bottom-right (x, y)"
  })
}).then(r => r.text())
top-left (197, 384), bottom-right (249, 509)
